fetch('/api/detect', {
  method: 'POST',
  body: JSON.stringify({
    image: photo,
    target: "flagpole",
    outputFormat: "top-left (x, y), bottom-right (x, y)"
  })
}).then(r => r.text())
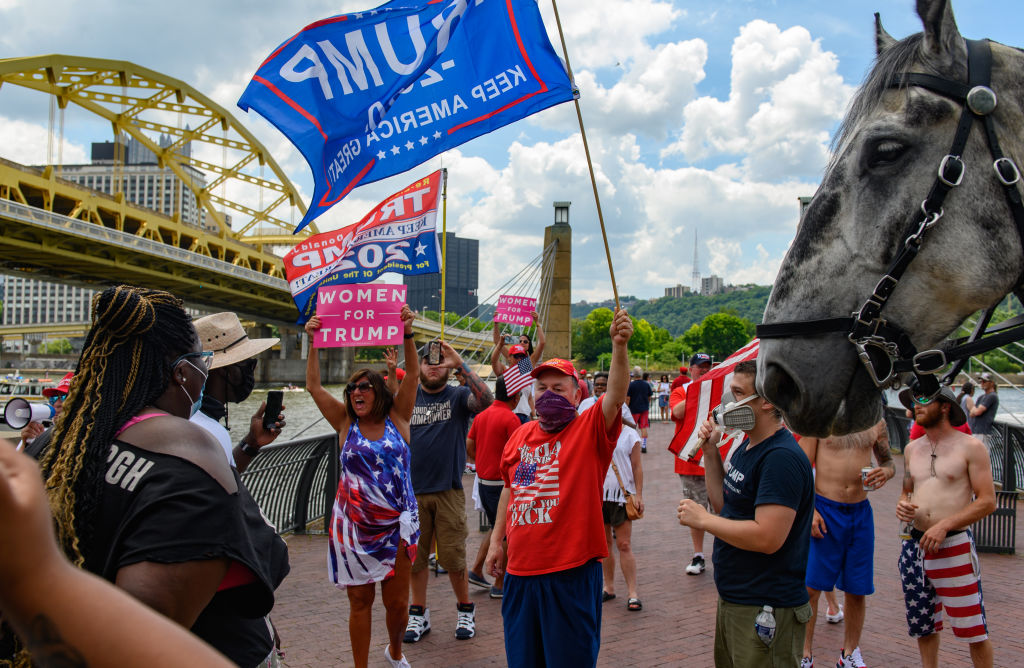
top-left (548, 0), bottom-right (620, 311)
top-left (439, 167), bottom-right (449, 341)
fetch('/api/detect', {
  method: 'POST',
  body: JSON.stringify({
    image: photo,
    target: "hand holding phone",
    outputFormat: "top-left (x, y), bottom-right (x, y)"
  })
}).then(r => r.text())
top-left (263, 390), bottom-right (283, 431)
top-left (427, 340), bottom-right (443, 366)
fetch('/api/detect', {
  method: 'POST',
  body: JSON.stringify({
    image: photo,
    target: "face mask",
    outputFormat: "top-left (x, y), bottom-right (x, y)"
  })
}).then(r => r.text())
top-left (233, 365), bottom-right (256, 403)
top-left (535, 390), bottom-right (578, 432)
top-left (180, 360), bottom-right (209, 418)
top-left (714, 391), bottom-right (759, 431)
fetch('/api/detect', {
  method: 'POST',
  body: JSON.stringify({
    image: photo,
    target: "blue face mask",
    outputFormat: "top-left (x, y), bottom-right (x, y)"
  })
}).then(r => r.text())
top-left (180, 360), bottom-right (209, 418)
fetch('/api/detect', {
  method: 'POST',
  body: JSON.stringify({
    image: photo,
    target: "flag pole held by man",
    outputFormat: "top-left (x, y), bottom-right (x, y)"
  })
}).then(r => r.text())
top-left (238, 0), bottom-right (576, 231)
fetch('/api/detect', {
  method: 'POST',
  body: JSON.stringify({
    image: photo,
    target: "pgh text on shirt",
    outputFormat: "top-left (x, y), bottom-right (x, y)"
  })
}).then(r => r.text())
top-left (500, 395), bottom-right (622, 577)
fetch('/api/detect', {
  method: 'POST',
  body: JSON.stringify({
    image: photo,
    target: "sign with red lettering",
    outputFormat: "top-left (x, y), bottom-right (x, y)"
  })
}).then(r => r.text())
top-left (494, 295), bottom-right (536, 326)
top-left (313, 283), bottom-right (407, 348)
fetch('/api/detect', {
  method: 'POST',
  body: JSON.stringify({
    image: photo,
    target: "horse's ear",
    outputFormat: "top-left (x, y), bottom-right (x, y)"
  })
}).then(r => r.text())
top-left (916, 0), bottom-right (964, 64)
top-left (874, 13), bottom-right (897, 55)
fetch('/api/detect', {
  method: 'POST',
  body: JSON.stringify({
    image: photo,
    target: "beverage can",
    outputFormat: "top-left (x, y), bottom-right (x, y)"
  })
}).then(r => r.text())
top-left (861, 466), bottom-right (873, 491)
top-left (898, 521), bottom-right (913, 541)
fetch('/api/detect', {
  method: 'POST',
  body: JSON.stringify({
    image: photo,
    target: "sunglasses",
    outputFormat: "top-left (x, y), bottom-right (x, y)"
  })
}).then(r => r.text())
top-left (172, 350), bottom-right (214, 371)
top-left (346, 380), bottom-right (374, 394)
top-left (910, 393), bottom-right (937, 406)
top-left (47, 393), bottom-right (67, 405)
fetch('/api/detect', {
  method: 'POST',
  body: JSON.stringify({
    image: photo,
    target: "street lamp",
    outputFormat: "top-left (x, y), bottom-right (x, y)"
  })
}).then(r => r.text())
top-left (553, 201), bottom-right (570, 225)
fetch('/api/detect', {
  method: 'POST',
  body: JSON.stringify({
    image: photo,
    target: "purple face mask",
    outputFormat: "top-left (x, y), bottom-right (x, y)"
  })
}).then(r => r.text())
top-left (535, 390), bottom-right (577, 432)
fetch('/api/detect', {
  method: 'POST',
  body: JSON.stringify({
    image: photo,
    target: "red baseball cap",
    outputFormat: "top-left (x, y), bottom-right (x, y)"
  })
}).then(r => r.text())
top-left (530, 358), bottom-right (579, 382)
top-left (508, 344), bottom-right (528, 356)
top-left (395, 368), bottom-right (406, 381)
top-left (43, 372), bottom-right (74, 398)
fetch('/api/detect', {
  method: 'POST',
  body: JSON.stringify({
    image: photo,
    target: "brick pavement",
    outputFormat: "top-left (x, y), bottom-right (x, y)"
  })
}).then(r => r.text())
top-left (273, 421), bottom-right (1024, 667)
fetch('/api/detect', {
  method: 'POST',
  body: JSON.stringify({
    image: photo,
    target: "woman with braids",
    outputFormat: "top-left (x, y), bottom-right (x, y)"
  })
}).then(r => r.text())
top-left (304, 305), bottom-right (419, 668)
top-left (30, 285), bottom-right (288, 668)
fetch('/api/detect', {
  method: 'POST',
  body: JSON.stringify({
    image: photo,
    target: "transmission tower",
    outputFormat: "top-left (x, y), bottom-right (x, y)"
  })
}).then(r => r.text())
top-left (691, 229), bottom-right (700, 293)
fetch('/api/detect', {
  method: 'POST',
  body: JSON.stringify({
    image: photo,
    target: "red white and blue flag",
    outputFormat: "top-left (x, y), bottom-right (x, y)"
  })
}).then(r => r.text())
top-left (668, 339), bottom-right (760, 463)
top-left (502, 356), bottom-right (534, 395)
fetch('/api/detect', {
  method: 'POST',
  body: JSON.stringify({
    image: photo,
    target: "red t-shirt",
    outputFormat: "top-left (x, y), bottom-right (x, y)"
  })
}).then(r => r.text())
top-left (500, 394), bottom-right (622, 576)
top-left (578, 378), bottom-right (591, 400)
top-left (467, 401), bottom-right (522, 481)
top-left (908, 419), bottom-right (971, 440)
top-left (671, 374), bottom-right (688, 390)
top-left (669, 384), bottom-right (729, 475)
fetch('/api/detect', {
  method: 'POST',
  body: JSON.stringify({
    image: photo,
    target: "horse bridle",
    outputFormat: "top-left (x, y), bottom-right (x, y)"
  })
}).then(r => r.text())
top-left (756, 38), bottom-right (1024, 400)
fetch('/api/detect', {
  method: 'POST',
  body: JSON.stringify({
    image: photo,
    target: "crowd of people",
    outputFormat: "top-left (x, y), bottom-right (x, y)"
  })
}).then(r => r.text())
top-left (0, 283), bottom-right (1003, 668)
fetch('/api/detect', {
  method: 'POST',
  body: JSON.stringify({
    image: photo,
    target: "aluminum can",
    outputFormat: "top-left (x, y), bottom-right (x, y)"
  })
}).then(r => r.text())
top-left (861, 466), bottom-right (873, 491)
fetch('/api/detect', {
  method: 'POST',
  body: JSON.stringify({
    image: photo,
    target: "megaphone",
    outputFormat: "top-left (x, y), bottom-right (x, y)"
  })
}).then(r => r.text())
top-left (3, 398), bottom-right (55, 429)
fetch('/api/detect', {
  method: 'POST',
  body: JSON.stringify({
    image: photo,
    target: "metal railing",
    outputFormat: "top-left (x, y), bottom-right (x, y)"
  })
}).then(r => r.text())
top-left (883, 406), bottom-right (1018, 554)
top-left (240, 432), bottom-right (338, 535)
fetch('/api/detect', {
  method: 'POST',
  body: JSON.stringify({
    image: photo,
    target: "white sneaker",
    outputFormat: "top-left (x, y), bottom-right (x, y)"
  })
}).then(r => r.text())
top-left (825, 603), bottom-right (844, 624)
top-left (685, 555), bottom-right (706, 575)
top-left (384, 644), bottom-right (411, 667)
top-left (836, 647), bottom-right (865, 668)
top-left (403, 606), bottom-right (430, 643)
top-left (455, 602), bottom-right (476, 639)
top-left (800, 657), bottom-right (813, 668)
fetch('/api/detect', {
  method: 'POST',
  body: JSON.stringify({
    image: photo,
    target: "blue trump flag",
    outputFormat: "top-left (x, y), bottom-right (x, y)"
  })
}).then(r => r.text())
top-left (238, 0), bottom-right (575, 233)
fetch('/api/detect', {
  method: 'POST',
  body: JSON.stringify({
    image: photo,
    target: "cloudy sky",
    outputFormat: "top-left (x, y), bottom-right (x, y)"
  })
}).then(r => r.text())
top-left (0, 0), bottom-right (1018, 304)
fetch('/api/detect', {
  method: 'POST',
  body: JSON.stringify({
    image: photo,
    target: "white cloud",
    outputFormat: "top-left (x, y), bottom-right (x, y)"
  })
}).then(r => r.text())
top-left (0, 117), bottom-right (88, 166)
top-left (663, 19), bottom-right (853, 181)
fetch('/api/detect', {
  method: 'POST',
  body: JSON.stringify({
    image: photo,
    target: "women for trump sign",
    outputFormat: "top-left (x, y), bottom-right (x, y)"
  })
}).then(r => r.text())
top-left (313, 283), bottom-right (407, 348)
top-left (494, 295), bottom-right (536, 326)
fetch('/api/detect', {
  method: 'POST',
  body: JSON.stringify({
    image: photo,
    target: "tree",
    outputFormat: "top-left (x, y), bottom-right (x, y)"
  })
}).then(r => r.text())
top-left (572, 308), bottom-right (615, 360)
top-left (38, 339), bottom-right (72, 355)
top-left (700, 312), bottom-right (753, 361)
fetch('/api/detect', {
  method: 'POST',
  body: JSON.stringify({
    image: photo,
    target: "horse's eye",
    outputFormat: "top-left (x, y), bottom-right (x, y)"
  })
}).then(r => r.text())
top-left (864, 139), bottom-right (908, 169)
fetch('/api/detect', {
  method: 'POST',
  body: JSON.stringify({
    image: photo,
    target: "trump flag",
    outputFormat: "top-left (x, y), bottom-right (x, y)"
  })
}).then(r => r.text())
top-left (284, 171), bottom-right (442, 323)
top-left (668, 339), bottom-right (760, 465)
top-left (238, 0), bottom-right (576, 231)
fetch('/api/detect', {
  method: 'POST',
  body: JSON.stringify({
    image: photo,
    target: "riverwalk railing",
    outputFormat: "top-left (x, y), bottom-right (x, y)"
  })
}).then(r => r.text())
top-left (240, 433), bottom-right (338, 535)
top-left (884, 406), bottom-right (1018, 554)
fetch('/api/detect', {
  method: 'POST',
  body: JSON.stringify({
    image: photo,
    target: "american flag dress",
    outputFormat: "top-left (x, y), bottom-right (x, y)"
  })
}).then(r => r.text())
top-left (328, 417), bottom-right (420, 587)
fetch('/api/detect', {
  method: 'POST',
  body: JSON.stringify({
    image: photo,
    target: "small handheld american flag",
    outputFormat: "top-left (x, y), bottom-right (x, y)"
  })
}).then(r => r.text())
top-left (502, 356), bottom-right (535, 395)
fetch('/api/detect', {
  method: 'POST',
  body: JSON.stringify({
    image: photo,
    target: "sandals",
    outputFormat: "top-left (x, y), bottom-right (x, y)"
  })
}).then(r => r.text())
top-left (627, 597), bottom-right (643, 611)
top-left (602, 591), bottom-right (616, 602)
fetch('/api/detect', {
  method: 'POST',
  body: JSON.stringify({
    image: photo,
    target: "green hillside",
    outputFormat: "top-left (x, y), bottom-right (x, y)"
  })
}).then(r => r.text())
top-left (573, 286), bottom-right (771, 337)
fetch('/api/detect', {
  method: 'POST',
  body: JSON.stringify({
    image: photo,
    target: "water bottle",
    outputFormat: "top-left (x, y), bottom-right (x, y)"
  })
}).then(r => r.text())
top-left (754, 605), bottom-right (776, 646)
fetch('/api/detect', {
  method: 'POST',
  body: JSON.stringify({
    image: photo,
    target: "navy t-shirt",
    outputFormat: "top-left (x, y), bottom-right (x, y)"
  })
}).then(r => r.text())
top-left (409, 384), bottom-right (472, 494)
top-left (712, 427), bottom-right (814, 608)
top-left (626, 379), bottom-right (653, 414)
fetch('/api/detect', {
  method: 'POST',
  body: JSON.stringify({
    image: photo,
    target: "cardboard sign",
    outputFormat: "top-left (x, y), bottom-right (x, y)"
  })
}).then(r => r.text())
top-left (313, 283), bottom-right (407, 348)
top-left (494, 295), bottom-right (537, 326)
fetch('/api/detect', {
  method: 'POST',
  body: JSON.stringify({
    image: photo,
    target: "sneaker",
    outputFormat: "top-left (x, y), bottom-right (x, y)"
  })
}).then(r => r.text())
top-left (455, 602), bottom-right (476, 639)
top-left (489, 585), bottom-right (503, 599)
top-left (467, 570), bottom-right (490, 589)
top-left (384, 644), bottom-right (411, 667)
top-left (836, 647), bottom-right (865, 668)
top-left (403, 606), bottom-right (430, 643)
top-left (800, 658), bottom-right (814, 668)
top-left (428, 554), bottom-right (447, 575)
top-left (825, 603), bottom-right (844, 624)
top-left (685, 555), bottom-right (706, 575)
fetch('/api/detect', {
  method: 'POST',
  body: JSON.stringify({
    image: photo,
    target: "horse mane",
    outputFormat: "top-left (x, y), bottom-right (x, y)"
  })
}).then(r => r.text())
top-left (831, 33), bottom-right (938, 164)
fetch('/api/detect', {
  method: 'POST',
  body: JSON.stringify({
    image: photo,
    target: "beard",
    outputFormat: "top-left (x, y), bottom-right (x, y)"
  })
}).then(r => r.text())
top-left (420, 370), bottom-right (449, 391)
top-left (914, 404), bottom-right (945, 429)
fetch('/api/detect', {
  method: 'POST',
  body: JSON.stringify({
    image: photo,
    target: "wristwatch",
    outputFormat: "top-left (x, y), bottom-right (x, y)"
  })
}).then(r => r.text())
top-left (239, 440), bottom-right (260, 457)
top-left (404, 332), bottom-right (415, 339)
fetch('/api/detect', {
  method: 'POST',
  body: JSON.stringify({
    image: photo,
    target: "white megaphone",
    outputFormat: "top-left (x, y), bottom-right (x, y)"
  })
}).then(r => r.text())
top-left (3, 398), bottom-right (55, 429)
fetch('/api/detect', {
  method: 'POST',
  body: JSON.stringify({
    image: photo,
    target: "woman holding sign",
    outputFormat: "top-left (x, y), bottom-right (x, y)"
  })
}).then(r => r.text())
top-left (305, 305), bottom-right (419, 668)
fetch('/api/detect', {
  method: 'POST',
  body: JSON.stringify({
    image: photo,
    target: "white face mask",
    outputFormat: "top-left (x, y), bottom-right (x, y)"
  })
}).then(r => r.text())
top-left (714, 391), bottom-right (759, 432)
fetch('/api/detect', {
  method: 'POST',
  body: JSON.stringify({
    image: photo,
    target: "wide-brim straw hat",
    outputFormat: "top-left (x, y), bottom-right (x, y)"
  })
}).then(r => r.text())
top-left (194, 312), bottom-right (279, 369)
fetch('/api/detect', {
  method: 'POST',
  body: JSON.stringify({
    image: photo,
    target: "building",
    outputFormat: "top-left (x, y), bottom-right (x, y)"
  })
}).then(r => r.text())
top-left (404, 232), bottom-right (479, 317)
top-left (54, 133), bottom-right (215, 233)
top-left (664, 284), bottom-right (690, 298)
top-left (1, 276), bottom-right (96, 352)
top-left (701, 275), bottom-right (724, 296)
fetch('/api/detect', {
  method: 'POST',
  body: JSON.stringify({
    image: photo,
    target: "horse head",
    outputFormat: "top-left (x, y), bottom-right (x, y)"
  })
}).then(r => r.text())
top-left (758, 0), bottom-right (1024, 436)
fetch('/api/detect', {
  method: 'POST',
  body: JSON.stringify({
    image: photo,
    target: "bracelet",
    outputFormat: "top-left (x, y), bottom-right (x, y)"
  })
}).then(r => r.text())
top-left (239, 440), bottom-right (260, 457)
top-left (404, 332), bottom-right (415, 339)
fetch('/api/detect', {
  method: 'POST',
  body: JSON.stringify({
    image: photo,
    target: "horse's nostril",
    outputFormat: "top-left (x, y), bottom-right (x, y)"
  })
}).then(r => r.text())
top-left (761, 362), bottom-right (802, 415)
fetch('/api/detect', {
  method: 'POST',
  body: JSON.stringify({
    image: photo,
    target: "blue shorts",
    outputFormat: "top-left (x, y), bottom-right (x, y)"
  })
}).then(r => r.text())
top-left (502, 559), bottom-right (602, 668)
top-left (805, 495), bottom-right (875, 596)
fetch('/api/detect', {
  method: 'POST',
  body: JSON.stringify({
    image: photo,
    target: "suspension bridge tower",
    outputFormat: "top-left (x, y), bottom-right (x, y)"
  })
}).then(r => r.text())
top-left (541, 201), bottom-right (572, 359)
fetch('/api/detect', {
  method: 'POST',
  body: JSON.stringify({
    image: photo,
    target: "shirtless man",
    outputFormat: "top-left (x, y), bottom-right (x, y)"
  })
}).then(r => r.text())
top-left (896, 385), bottom-right (996, 668)
top-left (797, 421), bottom-right (894, 668)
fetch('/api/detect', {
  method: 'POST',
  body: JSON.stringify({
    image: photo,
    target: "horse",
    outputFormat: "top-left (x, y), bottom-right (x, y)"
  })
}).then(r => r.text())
top-left (757, 0), bottom-right (1024, 437)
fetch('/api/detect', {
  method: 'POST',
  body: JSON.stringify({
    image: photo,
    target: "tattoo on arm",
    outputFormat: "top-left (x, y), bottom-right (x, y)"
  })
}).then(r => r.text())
top-left (873, 437), bottom-right (894, 471)
top-left (462, 362), bottom-right (494, 413)
top-left (26, 615), bottom-right (86, 667)
top-left (902, 464), bottom-right (914, 494)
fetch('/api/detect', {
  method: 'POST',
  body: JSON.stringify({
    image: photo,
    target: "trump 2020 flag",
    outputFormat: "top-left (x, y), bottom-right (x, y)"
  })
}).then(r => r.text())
top-left (668, 339), bottom-right (760, 465)
top-left (238, 0), bottom-right (576, 232)
top-left (284, 171), bottom-right (442, 323)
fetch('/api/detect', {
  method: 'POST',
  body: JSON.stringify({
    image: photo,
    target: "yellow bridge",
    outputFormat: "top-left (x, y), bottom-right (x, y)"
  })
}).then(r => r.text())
top-left (0, 55), bottom-right (489, 353)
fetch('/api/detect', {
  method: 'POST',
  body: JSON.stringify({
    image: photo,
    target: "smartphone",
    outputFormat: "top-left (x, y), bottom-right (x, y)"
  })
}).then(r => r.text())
top-left (427, 340), bottom-right (443, 365)
top-left (263, 390), bottom-right (283, 430)
top-left (504, 335), bottom-right (518, 345)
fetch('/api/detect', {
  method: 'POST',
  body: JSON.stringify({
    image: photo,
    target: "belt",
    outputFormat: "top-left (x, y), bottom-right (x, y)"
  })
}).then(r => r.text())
top-left (909, 527), bottom-right (965, 541)
top-left (477, 478), bottom-right (504, 487)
